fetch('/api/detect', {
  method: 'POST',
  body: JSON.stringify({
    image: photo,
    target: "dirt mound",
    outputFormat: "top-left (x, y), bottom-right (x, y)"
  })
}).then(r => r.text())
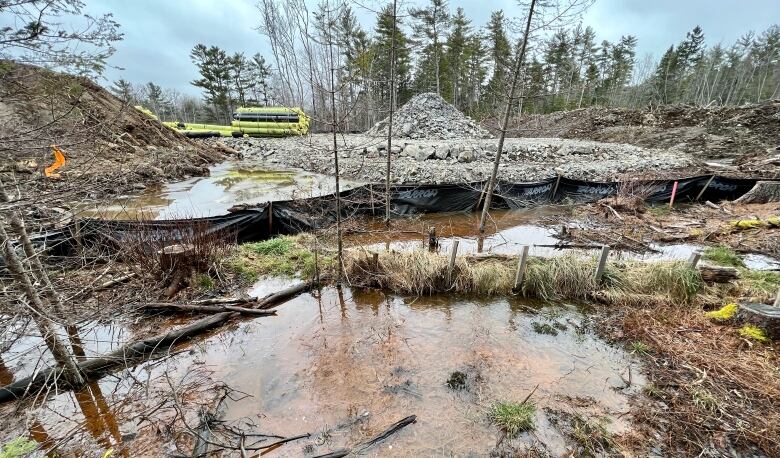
top-left (366, 92), bottom-right (492, 140)
top-left (0, 62), bottom-right (227, 204)
top-left (489, 101), bottom-right (780, 163)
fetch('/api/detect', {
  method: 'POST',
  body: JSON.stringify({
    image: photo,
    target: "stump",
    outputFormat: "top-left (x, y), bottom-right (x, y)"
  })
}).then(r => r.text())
top-left (698, 265), bottom-right (740, 283)
top-left (734, 181), bottom-right (780, 204)
top-left (737, 303), bottom-right (780, 340)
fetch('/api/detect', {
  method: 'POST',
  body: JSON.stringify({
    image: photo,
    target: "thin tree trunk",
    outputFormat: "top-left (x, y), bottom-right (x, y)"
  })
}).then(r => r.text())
top-left (0, 221), bottom-right (84, 386)
top-left (385, 0), bottom-right (397, 224)
top-left (478, 0), bottom-right (536, 233)
top-left (326, 2), bottom-right (343, 280)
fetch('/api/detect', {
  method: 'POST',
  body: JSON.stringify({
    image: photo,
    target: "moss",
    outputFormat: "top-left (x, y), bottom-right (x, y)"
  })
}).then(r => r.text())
top-left (488, 401), bottom-right (536, 435)
top-left (702, 245), bottom-right (744, 267)
top-left (647, 205), bottom-right (671, 217)
top-left (739, 325), bottom-right (770, 344)
top-left (0, 437), bottom-right (37, 458)
top-left (705, 303), bottom-right (738, 322)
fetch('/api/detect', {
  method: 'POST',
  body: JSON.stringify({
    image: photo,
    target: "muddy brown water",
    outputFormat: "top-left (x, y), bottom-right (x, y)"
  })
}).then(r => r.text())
top-left (1, 282), bottom-right (644, 456)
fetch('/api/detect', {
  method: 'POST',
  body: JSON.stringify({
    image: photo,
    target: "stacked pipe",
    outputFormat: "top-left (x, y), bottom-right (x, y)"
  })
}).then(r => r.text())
top-left (230, 107), bottom-right (309, 137)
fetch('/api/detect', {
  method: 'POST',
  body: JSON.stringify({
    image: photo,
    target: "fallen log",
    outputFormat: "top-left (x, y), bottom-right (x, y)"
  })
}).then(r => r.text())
top-left (140, 303), bottom-right (277, 316)
top-left (0, 280), bottom-right (319, 403)
top-left (698, 265), bottom-right (740, 283)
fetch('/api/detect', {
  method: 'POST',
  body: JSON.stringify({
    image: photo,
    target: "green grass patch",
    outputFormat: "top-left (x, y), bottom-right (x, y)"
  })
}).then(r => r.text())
top-left (616, 261), bottom-right (703, 303)
top-left (522, 254), bottom-right (596, 302)
top-left (739, 325), bottom-right (770, 344)
top-left (705, 303), bottom-right (738, 322)
top-left (629, 341), bottom-right (650, 355)
top-left (647, 205), bottom-right (671, 218)
top-left (571, 415), bottom-right (613, 454)
top-left (226, 235), bottom-right (331, 280)
top-left (488, 401), bottom-right (536, 435)
top-left (702, 245), bottom-right (744, 267)
top-left (739, 269), bottom-right (780, 296)
top-left (0, 437), bottom-right (36, 458)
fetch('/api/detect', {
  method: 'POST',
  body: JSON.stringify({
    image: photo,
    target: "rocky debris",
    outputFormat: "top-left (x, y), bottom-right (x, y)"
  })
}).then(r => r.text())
top-left (225, 134), bottom-right (697, 185)
top-left (491, 100), bottom-right (780, 161)
top-left (366, 92), bottom-right (493, 140)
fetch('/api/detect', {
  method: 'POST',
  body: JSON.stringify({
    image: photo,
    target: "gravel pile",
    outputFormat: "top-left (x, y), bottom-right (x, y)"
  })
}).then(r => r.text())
top-left (366, 92), bottom-right (492, 140)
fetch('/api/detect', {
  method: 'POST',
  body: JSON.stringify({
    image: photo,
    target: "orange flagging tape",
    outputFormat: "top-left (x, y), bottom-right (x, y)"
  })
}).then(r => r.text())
top-left (44, 145), bottom-right (66, 178)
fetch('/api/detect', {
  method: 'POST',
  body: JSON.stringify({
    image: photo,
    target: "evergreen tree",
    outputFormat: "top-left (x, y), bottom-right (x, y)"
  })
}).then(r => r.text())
top-left (484, 10), bottom-right (512, 106)
top-left (410, 0), bottom-right (451, 95)
top-left (372, 4), bottom-right (412, 106)
top-left (445, 7), bottom-right (472, 107)
top-left (110, 79), bottom-right (136, 104)
top-left (190, 44), bottom-right (234, 123)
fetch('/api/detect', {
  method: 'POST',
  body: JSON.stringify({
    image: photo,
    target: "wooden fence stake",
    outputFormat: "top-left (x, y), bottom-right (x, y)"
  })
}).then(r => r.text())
top-left (688, 250), bottom-right (702, 268)
top-left (551, 173), bottom-right (562, 201)
top-left (447, 240), bottom-right (459, 285)
top-left (267, 201), bottom-right (273, 235)
top-left (774, 288), bottom-right (780, 307)
top-left (695, 175), bottom-right (716, 201)
top-left (669, 181), bottom-right (679, 208)
top-left (514, 245), bottom-right (530, 291)
top-left (372, 252), bottom-right (379, 269)
top-left (594, 245), bottom-right (610, 284)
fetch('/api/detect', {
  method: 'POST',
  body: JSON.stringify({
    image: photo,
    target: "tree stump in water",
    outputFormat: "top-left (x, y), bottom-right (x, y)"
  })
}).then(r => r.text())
top-left (737, 302), bottom-right (780, 340)
top-left (734, 181), bottom-right (780, 204)
top-left (159, 243), bottom-right (195, 298)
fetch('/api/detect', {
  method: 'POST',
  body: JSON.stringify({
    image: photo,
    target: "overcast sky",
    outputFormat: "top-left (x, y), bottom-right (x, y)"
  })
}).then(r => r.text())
top-left (89, 0), bottom-right (780, 95)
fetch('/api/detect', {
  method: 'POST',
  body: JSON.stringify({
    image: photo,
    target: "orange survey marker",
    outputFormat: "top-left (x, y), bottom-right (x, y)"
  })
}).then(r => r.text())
top-left (44, 145), bottom-right (66, 178)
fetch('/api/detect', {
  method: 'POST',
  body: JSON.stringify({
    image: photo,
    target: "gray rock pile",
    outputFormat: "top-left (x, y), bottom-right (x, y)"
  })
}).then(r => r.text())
top-left (366, 92), bottom-right (493, 140)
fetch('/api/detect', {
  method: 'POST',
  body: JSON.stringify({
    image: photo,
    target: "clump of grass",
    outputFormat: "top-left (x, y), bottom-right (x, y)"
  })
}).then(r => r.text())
top-left (739, 269), bottom-right (780, 296)
top-left (691, 388), bottom-right (719, 413)
top-left (522, 254), bottom-right (596, 301)
top-left (702, 245), bottom-right (744, 267)
top-left (488, 401), bottom-right (536, 435)
top-left (196, 274), bottom-right (215, 290)
top-left (468, 261), bottom-right (514, 295)
top-left (705, 303), bottom-right (739, 322)
top-left (643, 383), bottom-right (664, 399)
top-left (572, 415), bottom-right (613, 454)
top-left (227, 235), bottom-right (330, 280)
top-left (617, 261), bottom-right (702, 303)
top-left (532, 322), bottom-right (559, 336)
top-left (739, 325), bottom-right (770, 344)
top-left (0, 437), bottom-right (36, 458)
top-left (629, 341), bottom-right (650, 355)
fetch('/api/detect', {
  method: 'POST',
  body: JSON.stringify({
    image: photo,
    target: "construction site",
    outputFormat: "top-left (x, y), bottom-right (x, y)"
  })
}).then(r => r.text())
top-left (1, 1), bottom-right (779, 457)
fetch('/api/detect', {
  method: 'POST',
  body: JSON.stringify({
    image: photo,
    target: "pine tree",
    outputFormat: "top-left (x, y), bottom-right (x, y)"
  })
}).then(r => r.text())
top-left (444, 7), bottom-right (472, 108)
top-left (250, 54), bottom-right (274, 106)
top-left (229, 52), bottom-right (255, 107)
top-left (110, 79), bottom-right (136, 104)
top-left (190, 44), bottom-right (234, 123)
top-left (373, 4), bottom-right (412, 106)
top-left (410, 0), bottom-right (451, 96)
top-left (484, 10), bottom-right (511, 107)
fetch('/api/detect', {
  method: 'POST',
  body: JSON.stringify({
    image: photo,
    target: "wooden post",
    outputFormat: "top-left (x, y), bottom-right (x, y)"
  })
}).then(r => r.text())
top-left (514, 245), bottom-right (530, 291)
top-left (267, 201), bottom-right (273, 235)
top-left (688, 250), bottom-right (702, 268)
top-left (594, 245), bottom-right (610, 284)
top-left (669, 180), bottom-right (679, 208)
top-left (372, 252), bottom-right (379, 270)
top-left (447, 240), bottom-right (459, 285)
top-left (551, 173), bottom-right (562, 201)
top-left (369, 183), bottom-right (375, 215)
top-left (774, 288), bottom-right (780, 307)
top-left (695, 175), bottom-right (716, 201)
top-left (428, 226), bottom-right (437, 251)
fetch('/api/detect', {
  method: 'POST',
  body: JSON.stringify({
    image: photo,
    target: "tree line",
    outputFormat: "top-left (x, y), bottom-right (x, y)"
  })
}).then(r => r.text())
top-left (112, 0), bottom-right (779, 128)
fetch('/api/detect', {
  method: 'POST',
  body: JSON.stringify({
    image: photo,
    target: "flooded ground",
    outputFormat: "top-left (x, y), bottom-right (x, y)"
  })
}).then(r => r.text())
top-left (1, 283), bottom-right (645, 457)
top-left (76, 161), bottom-right (360, 220)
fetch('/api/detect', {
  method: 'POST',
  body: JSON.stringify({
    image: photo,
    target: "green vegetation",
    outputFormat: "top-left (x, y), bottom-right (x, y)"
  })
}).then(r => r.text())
top-left (617, 261), bottom-right (703, 303)
top-left (647, 205), bottom-right (672, 218)
top-left (226, 235), bottom-right (330, 281)
top-left (196, 274), bottom-right (215, 290)
top-left (702, 246), bottom-right (744, 267)
top-left (446, 371), bottom-right (467, 391)
top-left (488, 401), bottom-right (536, 435)
top-left (739, 325), bottom-right (770, 344)
top-left (629, 341), bottom-right (650, 355)
top-left (642, 383), bottom-right (664, 399)
top-left (691, 388), bottom-right (719, 413)
top-left (571, 415), bottom-right (614, 454)
top-left (523, 255), bottom-right (596, 301)
top-left (705, 303), bottom-right (738, 322)
top-left (739, 269), bottom-right (780, 296)
top-left (0, 437), bottom-right (36, 458)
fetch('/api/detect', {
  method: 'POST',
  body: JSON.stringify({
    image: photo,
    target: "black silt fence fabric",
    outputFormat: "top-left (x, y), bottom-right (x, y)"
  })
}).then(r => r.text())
top-left (389, 183), bottom-right (484, 214)
top-left (495, 179), bottom-right (557, 209)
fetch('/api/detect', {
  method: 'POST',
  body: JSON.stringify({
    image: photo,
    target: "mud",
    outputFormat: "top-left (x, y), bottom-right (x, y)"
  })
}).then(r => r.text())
top-left (0, 285), bottom-right (646, 456)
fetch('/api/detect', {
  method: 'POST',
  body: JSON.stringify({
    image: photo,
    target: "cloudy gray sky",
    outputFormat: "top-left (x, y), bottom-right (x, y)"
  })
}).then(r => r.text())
top-left (89, 0), bottom-right (780, 95)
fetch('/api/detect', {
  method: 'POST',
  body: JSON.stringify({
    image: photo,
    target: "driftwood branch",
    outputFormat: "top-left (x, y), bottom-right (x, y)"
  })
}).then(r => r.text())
top-left (314, 415), bottom-right (417, 457)
top-left (140, 302), bottom-right (277, 316)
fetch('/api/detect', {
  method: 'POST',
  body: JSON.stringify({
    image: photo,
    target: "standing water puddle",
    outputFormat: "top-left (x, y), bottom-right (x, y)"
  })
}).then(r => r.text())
top-left (5, 285), bottom-right (645, 456)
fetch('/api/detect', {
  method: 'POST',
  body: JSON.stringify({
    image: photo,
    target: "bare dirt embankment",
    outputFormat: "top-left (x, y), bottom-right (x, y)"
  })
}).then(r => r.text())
top-left (0, 62), bottom-right (230, 208)
top-left (490, 101), bottom-right (780, 171)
